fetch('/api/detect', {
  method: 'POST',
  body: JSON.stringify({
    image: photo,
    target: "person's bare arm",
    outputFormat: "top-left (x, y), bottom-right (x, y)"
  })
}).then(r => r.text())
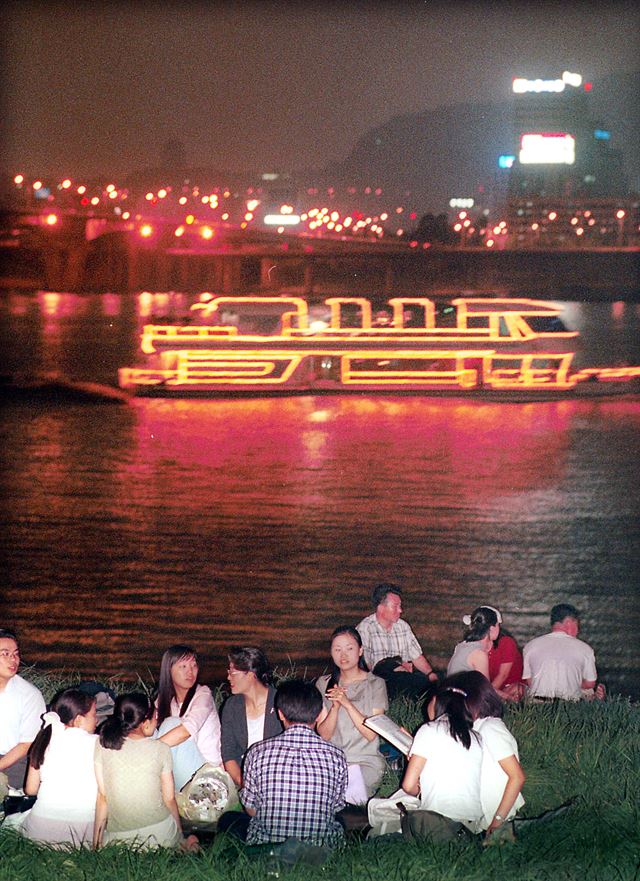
top-left (224, 759), bottom-right (243, 788)
top-left (0, 741), bottom-right (30, 773)
top-left (486, 754), bottom-right (526, 834)
top-left (24, 764), bottom-right (41, 796)
top-left (401, 754), bottom-right (426, 797)
top-left (158, 723), bottom-right (191, 747)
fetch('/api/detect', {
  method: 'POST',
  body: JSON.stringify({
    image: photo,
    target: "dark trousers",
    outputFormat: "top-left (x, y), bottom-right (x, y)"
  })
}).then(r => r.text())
top-left (217, 810), bottom-right (251, 841)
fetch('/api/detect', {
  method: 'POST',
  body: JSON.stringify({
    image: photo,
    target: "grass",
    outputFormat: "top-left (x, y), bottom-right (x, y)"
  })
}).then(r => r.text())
top-left (2, 672), bottom-right (639, 881)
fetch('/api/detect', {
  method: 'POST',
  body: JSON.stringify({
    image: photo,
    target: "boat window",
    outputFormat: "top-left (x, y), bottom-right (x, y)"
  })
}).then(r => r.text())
top-left (526, 316), bottom-right (568, 333)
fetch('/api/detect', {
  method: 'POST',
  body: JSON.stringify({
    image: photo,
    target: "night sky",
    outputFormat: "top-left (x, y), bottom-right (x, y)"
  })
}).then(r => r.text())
top-left (1, 0), bottom-right (639, 178)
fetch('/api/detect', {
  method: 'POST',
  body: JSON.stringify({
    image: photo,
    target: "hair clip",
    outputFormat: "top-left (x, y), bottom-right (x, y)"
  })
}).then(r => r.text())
top-left (445, 687), bottom-right (468, 697)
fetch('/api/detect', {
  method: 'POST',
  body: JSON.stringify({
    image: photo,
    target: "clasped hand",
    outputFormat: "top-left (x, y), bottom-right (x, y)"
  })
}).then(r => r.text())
top-left (326, 685), bottom-right (349, 707)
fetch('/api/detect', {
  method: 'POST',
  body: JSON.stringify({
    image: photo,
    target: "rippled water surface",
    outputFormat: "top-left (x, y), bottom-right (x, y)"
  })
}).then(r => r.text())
top-left (1, 292), bottom-right (639, 696)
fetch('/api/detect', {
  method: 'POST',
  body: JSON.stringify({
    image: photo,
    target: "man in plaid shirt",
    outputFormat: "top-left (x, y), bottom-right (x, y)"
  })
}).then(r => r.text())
top-left (240, 679), bottom-right (347, 847)
top-left (357, 583), bottom-right (438, 699)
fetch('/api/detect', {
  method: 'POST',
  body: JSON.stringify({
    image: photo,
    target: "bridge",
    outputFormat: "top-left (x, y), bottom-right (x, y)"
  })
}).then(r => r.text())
top-left (1, 209), bottom-right (638, 299)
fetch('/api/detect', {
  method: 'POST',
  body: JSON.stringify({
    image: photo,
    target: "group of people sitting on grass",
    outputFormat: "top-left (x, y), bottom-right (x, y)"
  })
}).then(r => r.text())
top-left (0, 585), bottom-right (604, 855)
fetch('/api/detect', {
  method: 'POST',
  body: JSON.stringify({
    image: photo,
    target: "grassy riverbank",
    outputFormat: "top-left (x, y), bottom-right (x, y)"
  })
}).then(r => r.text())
top-left (2, 672), bottom-right (639, 881)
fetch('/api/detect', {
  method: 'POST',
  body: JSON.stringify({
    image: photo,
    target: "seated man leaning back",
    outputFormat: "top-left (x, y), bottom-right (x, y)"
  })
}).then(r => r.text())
top-left (357, 583), bottom-right (438, 699)
top-left (219, 679), bottom-right (348, 848)
top-left (0, 628), bottom-right (46, 790)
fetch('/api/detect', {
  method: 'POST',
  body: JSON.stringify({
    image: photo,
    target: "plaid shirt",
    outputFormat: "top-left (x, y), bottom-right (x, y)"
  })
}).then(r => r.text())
top-left (356, 613), bottom-right (423, 669)
top-left (240, 724), bottom-right (347, 846)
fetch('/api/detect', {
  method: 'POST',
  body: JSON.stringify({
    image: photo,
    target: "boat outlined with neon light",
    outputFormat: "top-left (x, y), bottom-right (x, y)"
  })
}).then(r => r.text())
top-left (118, 295), bottom-right (640, 397)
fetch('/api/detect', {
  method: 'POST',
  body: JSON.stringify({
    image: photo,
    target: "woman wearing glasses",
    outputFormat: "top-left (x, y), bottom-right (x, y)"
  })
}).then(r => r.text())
top-left (220, 646), bottom-right (283, 788)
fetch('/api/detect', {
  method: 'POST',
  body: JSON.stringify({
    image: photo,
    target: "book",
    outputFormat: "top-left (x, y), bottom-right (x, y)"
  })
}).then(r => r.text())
top-left (364, 713), bottom-right (414, 755)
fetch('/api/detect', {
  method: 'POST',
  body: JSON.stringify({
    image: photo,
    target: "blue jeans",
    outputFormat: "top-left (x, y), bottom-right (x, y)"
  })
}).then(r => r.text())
top-left (156, 717), bottom-right (206, 791)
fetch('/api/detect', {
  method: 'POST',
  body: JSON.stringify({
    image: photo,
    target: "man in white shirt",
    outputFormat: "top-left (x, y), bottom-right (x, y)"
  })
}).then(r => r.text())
top-left (357, 583), bottom-right (438, 698)
top-left (522, 604), bottom-right (599, 701)
top-left (0, 628), bottom-right (46, 789)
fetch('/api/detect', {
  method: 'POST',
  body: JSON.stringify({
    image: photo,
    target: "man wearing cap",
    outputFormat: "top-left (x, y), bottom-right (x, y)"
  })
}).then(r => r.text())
top-left (0, 628), bottom-right (46, 789)
top-left (356, 583), bottom-right (438, 699)
top-left (522, 604), bottom-right (601, 701)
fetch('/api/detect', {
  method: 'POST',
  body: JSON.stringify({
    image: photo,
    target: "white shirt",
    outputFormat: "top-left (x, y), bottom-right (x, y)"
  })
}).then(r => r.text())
top-left (409, 717), bottom-right (483, 825)
top-left (246, 713), bottom-right (265, 748)
top-left (522, 631), bottom-right (597, 700)
top-left (0, 674), bottom-right (46, 753)
top-left (474, 716), bottom-right (525, 830)
top-left (356, 614), bottom-right (422, 668)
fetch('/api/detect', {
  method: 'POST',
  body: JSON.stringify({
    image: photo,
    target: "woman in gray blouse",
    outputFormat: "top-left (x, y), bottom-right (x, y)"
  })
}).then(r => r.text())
top-left (316, 626), bottom-right (388, 804)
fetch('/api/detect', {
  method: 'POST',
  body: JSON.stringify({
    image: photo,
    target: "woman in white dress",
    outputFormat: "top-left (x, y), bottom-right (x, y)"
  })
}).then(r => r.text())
top-left (316, 626), bottom-right (388, 804)
top-left (20, 688), bottom-right (98, 847)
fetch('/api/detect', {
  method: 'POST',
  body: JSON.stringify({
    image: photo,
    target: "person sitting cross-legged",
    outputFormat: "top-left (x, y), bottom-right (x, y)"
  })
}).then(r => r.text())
top-left (218, 679), bottom-right (347, 851)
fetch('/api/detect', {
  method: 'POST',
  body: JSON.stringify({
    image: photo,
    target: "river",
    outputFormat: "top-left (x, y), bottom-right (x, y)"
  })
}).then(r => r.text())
top-left (1, 291), bottom-right (639, 697)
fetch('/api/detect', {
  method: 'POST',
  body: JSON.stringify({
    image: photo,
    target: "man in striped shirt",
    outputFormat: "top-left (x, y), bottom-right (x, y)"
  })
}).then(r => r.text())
top-left (240, 679), bottom-right (347, 847)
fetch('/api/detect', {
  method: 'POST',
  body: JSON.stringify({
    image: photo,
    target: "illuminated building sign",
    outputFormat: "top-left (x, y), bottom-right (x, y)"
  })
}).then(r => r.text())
top-left (513, 78), bottom-right (565, 94)
top-left (449, 198), bottom-right (474, 208)
top-left (117, 295), bottom-right (640, 396)
top-left (594, 129), bottom-right (610, 140)
top-left (512, 71), bottom-right (582, 93)
top-left (519, 133), bottom-right (575, 165)
top-left (498, 155), bottom-right (516, 169)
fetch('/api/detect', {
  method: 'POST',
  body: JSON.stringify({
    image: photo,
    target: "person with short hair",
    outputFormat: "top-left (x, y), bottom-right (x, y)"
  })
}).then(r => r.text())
top-left (156, 644), bottom-right (222, 790)
top-left (522, 604), bottom-right (599, 700)
top-left (221, 646), bottom-right (283, 788)
top-left (0, 628), bottom-right (46, 790)
top-left (356, 584), bottom-right (438, 699)
top-left (221, 679), bottom-right (347, 847)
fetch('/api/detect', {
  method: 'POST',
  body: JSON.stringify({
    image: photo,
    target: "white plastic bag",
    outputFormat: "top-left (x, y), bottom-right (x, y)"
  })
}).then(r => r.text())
top-left (176, 763), bottom-right (239, 830)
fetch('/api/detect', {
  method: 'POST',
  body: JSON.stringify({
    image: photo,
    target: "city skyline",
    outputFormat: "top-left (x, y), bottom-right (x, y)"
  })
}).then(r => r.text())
top-left (2, 0), bottom-right (639, 180)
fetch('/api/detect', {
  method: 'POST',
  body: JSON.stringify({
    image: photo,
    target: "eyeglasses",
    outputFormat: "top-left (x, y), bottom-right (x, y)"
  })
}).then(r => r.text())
top-left (227, 668), bottom-right (247, 676)
top-left (0, 650), bottom-right (20, 661)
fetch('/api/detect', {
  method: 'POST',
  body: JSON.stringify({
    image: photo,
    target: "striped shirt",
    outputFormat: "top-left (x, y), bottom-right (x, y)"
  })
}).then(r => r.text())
top-left (356, 613), bottom-right (423, 669)
top-left (241, 724), bottom-right (347, 846)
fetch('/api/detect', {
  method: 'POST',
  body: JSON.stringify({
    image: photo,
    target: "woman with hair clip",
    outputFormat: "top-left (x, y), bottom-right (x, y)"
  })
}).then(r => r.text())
top-left (316, 626), bottom-right (388, 804)
top-left (447, 670), bottom-right (525, 835)
top-left (94, 691), bottom-right (198, 850)
top-left (155, 644), bottom-right (222, 791)
top-left (220, 646), bottom-right (283, 788)
top-left (446, 606), bottom-right (502, 679)
top-left (17, 688), bottom-right (98, 846)
top-left (402, 678), bottom-right (484, 831)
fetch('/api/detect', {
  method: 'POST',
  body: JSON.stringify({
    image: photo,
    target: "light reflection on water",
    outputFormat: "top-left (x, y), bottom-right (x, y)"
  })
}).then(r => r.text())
top-left (0, 292), bottom-right (639, 697)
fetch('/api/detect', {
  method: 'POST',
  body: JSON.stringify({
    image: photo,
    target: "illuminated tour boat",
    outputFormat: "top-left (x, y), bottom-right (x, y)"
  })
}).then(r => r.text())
top-left (118, 295), bottom-right (640, 397)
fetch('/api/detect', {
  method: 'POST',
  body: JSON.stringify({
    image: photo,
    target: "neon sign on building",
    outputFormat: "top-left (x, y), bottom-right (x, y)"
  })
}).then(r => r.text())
top-left (519, 133), bottom-right (575, 165)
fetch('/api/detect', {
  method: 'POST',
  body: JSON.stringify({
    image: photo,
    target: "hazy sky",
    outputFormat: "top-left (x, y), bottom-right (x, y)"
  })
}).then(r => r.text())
top-left (2, 0), bottom-right (638, 177)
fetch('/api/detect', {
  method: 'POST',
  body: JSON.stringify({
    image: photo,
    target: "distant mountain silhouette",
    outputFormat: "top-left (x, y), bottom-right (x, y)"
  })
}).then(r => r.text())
top-left (320, 70), bottom-right (639, 214)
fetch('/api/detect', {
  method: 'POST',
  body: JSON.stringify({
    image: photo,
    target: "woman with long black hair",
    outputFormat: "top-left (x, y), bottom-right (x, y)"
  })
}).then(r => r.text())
top-left (316, 625), bottom-right (388, 804)
top-left (94, 691), bottom-right (197, 850)
top-left (19, 688), bottom-right (97, 846)
top-left (155, 644), bottom-right (222, 790)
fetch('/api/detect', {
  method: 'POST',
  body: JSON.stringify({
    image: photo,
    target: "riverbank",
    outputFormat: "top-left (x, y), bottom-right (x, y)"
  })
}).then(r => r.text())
top-left (1, 670), bottom-right (638, 880)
